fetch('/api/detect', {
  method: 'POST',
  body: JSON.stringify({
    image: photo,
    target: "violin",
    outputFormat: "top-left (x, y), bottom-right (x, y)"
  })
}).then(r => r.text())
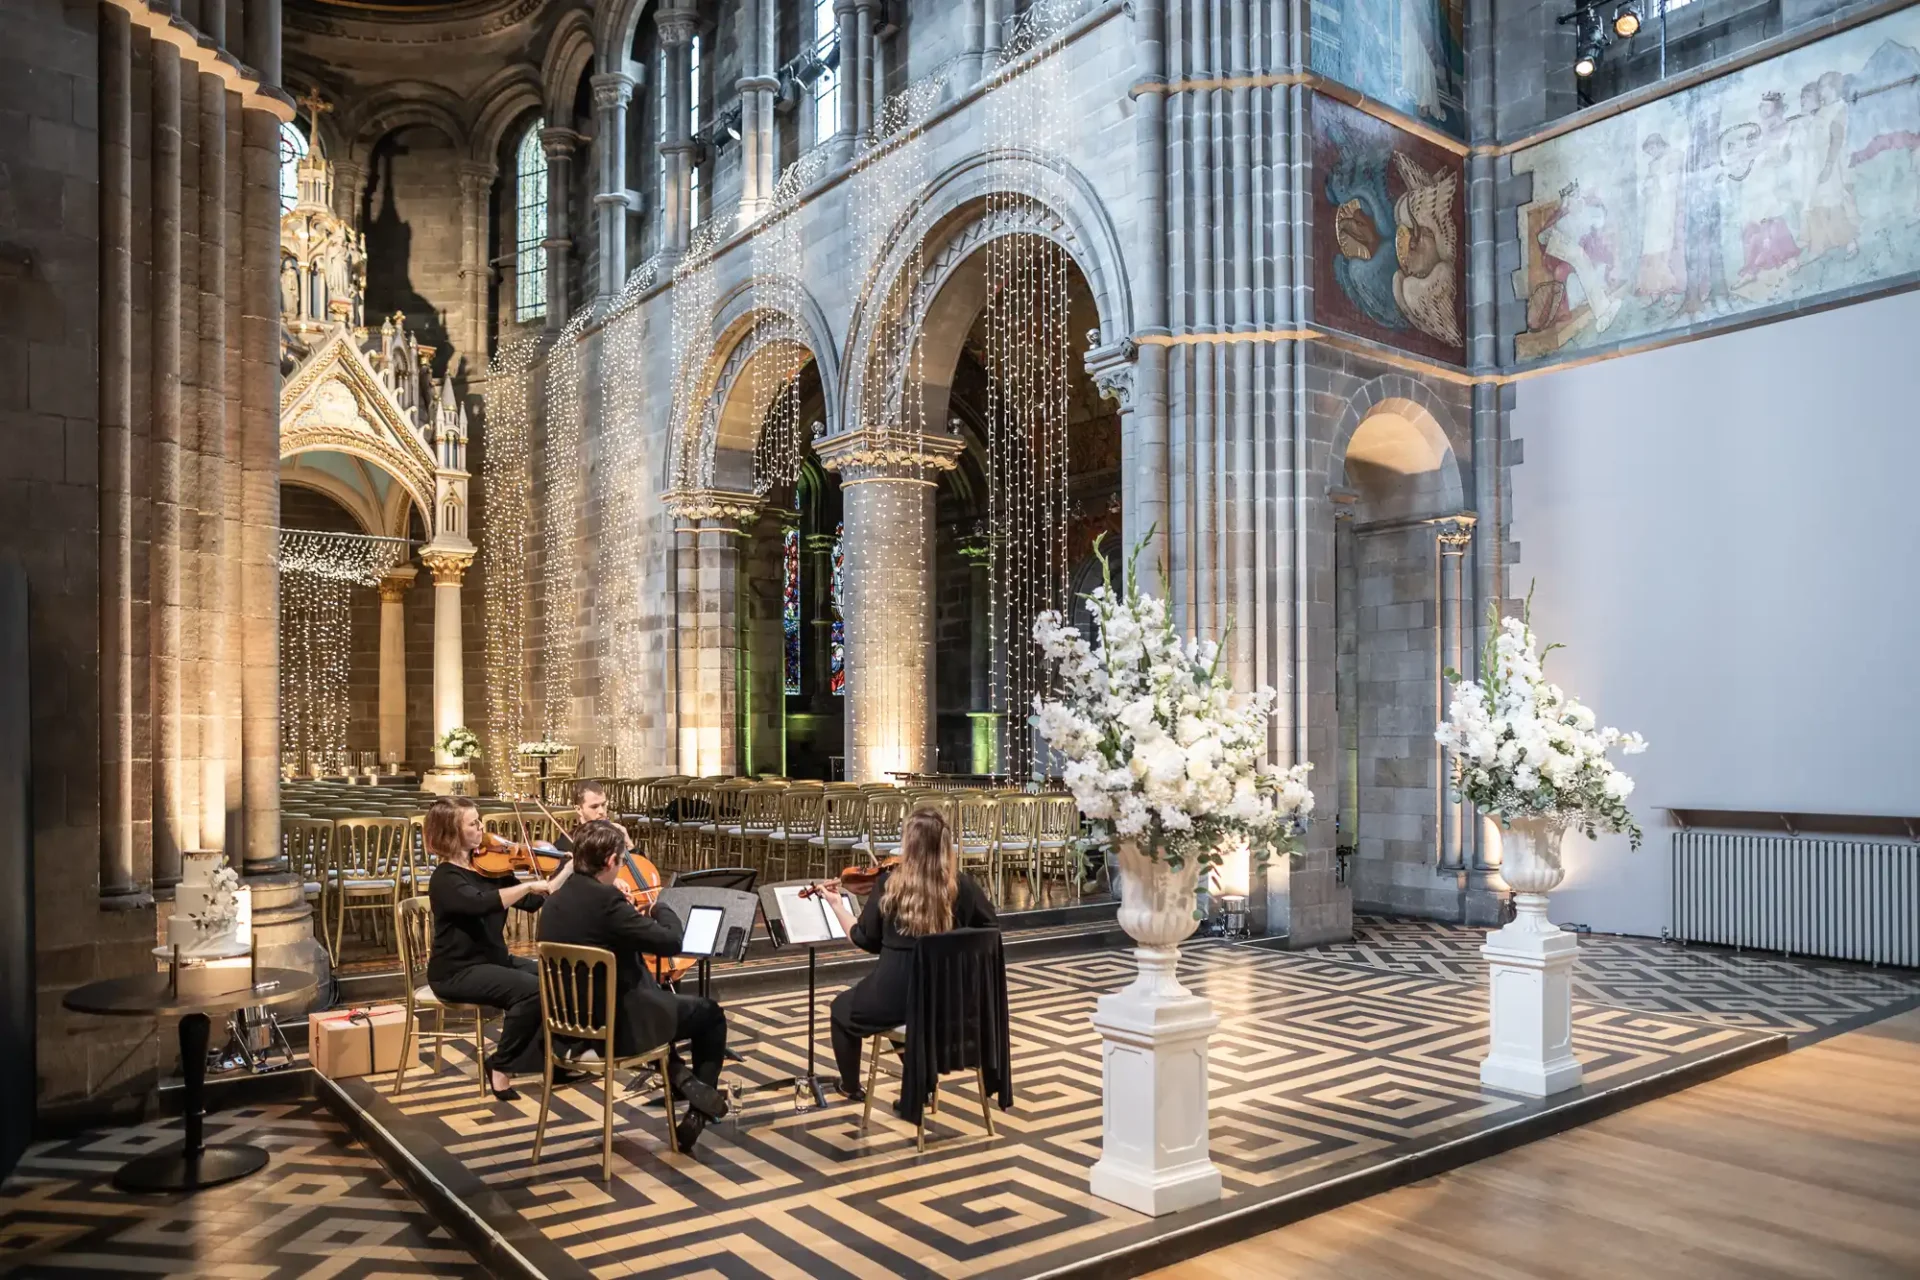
top-left (527, 796), bottom-right (697, 985)
top-left (469, 831), bottom-right (568, 878)
top-left (800, 855), bottom-right (902, 900)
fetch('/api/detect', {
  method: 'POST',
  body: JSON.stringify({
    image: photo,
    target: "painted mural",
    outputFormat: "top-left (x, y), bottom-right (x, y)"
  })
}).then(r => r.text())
top-left (1310, 0), bottom-right (1466, 138)
top-left (1512, 8), bottom-right (1920, 362)
top-left (1313, 94), bottom-right (1468, 364)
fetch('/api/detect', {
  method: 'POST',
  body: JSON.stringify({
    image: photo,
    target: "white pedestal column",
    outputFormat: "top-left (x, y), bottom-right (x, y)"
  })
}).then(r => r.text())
top-left (377, 569), bottom-right (414, 770)
top-left (421, 548), bottom-right (474, 795)
top-left (1089, 947), bottom-right (1222, 1216)
top-left (1480, 896), bottom-right (1582, 1096)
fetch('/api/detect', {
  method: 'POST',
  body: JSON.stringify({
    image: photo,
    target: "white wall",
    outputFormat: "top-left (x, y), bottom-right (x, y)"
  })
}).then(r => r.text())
top-left (1509, 290), bottom-right (1920, 937)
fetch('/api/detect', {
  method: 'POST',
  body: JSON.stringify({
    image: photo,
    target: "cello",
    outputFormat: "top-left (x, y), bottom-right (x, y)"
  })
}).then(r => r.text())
top-left (528, 795), bottom-right (697, 984)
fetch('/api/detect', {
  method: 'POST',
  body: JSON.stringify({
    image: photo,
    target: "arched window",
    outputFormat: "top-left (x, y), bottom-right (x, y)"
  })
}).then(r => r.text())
top-left (279, 118), bottom-right (310, 214)
top-left (812, 0), bottom-right (839, 143)
top-left (688, 35), bottom-right (704, 229)
top-left (515, 120), bottom-right (548, 322)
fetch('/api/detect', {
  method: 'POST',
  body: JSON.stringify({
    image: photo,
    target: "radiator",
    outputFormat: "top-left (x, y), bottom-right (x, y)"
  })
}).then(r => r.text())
top-left (1671, 832), bottom-right (1920, 967)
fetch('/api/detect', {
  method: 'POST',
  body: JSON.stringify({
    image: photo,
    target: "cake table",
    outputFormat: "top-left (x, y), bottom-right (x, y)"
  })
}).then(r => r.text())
top-left (63, 963), bottom-right (317, 1192)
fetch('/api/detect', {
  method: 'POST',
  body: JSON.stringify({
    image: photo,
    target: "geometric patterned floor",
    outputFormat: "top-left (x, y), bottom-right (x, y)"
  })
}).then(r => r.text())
top-left (0, 1099), bottom-right (483, 1278)
top-left (7, 918), bottom-right (1916, 1280)
top-left (1314, 916), bottom-right (1920, 1040)
top-left (348, 939), bottom-right (1775, 1279)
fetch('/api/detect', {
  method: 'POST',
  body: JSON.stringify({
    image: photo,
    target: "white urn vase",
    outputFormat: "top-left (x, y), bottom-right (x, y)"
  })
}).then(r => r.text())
top-left (1480, 813), bottom-right (1582, 1097)
top-left (1088, 840), bottom-right (1223, 1216)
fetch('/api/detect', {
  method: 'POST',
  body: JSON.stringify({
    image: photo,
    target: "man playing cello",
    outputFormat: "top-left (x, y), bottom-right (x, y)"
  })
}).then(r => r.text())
top-left (536, 820), bottom-right (732, 1152)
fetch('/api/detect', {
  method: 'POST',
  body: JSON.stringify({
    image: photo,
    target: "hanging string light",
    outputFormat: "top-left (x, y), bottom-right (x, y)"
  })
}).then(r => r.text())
top-left (541, 307), bottom-right (592, 741)
top-left (482, 333), bottom-right (541, 786)
top-left (598, 256), bottom-right (663, 773)
top-left (276, 529), bottom-right (407, 776)
top-left (983, 1), bottom-right (1077, 779)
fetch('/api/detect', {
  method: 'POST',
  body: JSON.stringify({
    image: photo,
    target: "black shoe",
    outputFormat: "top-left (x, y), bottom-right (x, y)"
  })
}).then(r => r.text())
top-left (673, 1072), bottom-right (730, 1121)
top-left (833, 1078), bottom-right (866, 1104)
top-left (490, 1086), bottom-right (521, 1103)
top-left (673, 1107), bottom-right (708, 1153)
top-left (549, 1066), bottom-right (588, 1086)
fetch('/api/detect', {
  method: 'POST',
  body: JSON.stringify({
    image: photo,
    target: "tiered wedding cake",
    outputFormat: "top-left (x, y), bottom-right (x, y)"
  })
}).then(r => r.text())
top-left (170, 852), bottom-right (251, 958)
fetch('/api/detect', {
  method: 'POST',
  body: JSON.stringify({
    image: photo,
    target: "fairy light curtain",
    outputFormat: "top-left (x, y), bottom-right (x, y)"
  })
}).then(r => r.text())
top-left (983, 0), bottom-right (1079, 778)
top-left (598, 256), bottom-right (663, 773)
top-left (541, 308), bottom-right (591, 741)
top-left (277, 530), bottom-right (407, 775)
top-left (482, 334), bottom-right (541, 785)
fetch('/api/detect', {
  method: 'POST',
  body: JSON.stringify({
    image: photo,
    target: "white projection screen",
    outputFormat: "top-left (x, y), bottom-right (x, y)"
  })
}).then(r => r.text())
top-left (1506, 289), bottom-right (1920, 937)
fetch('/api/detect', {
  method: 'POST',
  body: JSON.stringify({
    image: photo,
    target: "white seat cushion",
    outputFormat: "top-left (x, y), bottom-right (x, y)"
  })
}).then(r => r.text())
top-left (806, 835), bottom-right (860, 847)
top-left (413, 984), bottom-right (442, 1007)
top-left (342, 877), bottom-right (395, 892)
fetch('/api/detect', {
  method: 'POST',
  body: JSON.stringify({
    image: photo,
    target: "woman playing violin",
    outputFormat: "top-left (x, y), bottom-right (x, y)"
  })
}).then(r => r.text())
top-left (424, 796), bottom-right (576, 1100)
top-left (814, 808), bottom-right (997, 1101)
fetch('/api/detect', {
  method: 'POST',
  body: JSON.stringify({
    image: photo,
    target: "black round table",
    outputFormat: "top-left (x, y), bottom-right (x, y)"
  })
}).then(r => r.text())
top-left (63, 965), bottom-right (317, 1193)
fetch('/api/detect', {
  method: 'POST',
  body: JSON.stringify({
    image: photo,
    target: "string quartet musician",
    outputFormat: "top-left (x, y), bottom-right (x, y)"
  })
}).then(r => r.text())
top-left (536, 820), bottom-right (733, 1151)
top-left (424, 796), bottom-right (580, 1101)
top-left (814, 808), bottom-right (998, 1101)
top-left (548, 779), bottom-right (609, 853)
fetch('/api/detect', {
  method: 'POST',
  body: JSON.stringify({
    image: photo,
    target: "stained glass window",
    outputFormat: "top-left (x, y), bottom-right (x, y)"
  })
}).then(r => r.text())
top-left (279, 119), bottom-right (309, 214)
top-left (830, 521), bottom-right (845, 696)
top-left (782, 528), bottom-right (802, 695)
top-left (515, 120), bottom-right (547, 322)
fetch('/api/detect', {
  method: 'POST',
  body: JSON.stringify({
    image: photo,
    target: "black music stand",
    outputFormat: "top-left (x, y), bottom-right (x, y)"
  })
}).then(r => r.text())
top-left (654, 884), bottom-right (758, 1000)
top-left (752, 879), bottom-right (859, 1111)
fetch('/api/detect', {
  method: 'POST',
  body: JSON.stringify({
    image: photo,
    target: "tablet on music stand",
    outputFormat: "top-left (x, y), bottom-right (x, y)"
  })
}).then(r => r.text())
top-left (678, 904), bottom-right (725, 958)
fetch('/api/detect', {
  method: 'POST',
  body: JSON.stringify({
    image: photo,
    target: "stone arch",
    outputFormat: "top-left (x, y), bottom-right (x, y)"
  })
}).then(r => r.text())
top-left (1329, 376), bottom-right (1469, 519)
top-left (468, 69), bottom-right (545, 166)
top-left (343, 83), bottom-right (470, 163)
top-left (666, 275), bottom-right (842, 493)
top-left (541, 11), bottom-right (596, 123)
top-left (839, 147), bottom-right (1133, 441)
top-left (593, 0), bottom-right (650, 75)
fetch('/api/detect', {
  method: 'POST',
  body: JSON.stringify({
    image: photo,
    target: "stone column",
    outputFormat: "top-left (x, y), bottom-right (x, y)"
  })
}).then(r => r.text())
top-left (957, 533), bottom-right (998, 773)
top-left (657, 4), bottom-right (698, 262)
top-left (832, 0), bottom-right (858, 163)
top-left (666, 490), bottom-right (762, 776)
top-left (817, 431), bottom-right (963, 782)
top-left (590, 72), bottom-right (635, 296)
top-left (151, 40), bottom-right (186, 889)
top-left (197, 69), bottom-right (232, 857)
top-left (1128, 0), bottom-right (1169, 574)
top-left (378, 569), bottom-right (415, 769)
top-left (99, 3), bottom-right (141, 903)
top-left (853, 0), bottom-right (877, 144)
top-left (982, 0), bottom-right (1004, 67)
top-left (737, 0), bottom-right (778, 223)
top-left (240, 100), bottom-right (282, 877)
top-left (1435, 517), bottom-right (1475, 875)
top-left (457, 162), bottom-right (495, 369)
top-left (422, 548), bottom-right (475, 792)
top-left (540, 126), bottom-right (580, 331)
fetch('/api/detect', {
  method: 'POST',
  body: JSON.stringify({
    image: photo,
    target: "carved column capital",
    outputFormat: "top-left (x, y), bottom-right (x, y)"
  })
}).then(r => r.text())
top-left (378, 566), bottom-right (417, 603)
top-left (663, 487), bottom-right (765, 526)
top-left (1084, 334), bottom-right (1139, 412)
top-left (1435, 514), bottom-right (1478, 551)
top-left (420, 548), bottom-right (474, 584)
top-left (815, 428), bottom-right (966, 483)
top-left (656, 4), bottom-right (700, 46)
top-left (590, 72), bottom-right (636, 109)
top-left (540, 126), bottom-right (583, 160)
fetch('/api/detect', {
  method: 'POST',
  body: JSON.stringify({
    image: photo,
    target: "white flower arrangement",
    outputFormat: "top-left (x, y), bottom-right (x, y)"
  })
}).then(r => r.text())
top-left (514, 740), bottom-right (569, 758)
top-left (191, 864), bottom-right (243, 935)
top-left (437, 726), bottom-right (482, 761)
top-left (1031, 536), bottom-right (1314, 874)
top-left (1435, 591), bottom-right (1648, 847)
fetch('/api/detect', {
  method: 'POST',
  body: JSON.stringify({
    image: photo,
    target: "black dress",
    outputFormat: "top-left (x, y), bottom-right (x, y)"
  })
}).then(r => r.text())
top-left (828, 870), bottom-right (997, 1088)
top-left (426, 860), bottom-right (548, 1076)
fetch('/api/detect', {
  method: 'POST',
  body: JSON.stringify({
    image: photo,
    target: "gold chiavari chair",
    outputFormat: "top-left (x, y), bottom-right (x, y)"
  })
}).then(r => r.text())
top-left (392, 896), bottom-right (492, 1098)
top-left (701, 781), bottom-right (750, 867)
top-left (283, 818), bottom-right (335, 958)
top-left (670, 782), bottom-right (715, 872)
top-left (532, 943), bottom-right (677, 1181)
top-left (995, 795), bottom-right (1040, 907)
top-left (952, 794), bottom-right (1001, 902)
top-left (1035, 796), bottom-right (1082, 896)
top-left (808, 791), bottom-right (867, 881)
top-left (862, 792), bottom-right (909, 864)
top-left (727, 785), bottom-right (783, 873)
top-left (775, 789), bottom-right (824, 884)
top-left (331, 817), bottom-right (413, 958)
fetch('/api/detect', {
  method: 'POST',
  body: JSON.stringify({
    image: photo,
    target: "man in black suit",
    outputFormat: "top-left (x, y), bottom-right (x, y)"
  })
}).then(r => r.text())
top-left (535, 820), bottom-right (730, 1151)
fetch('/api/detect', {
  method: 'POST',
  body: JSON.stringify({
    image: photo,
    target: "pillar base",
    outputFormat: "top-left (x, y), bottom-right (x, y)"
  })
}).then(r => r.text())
top-left (1088, 950), bottom-right (1223, 1217)
top-left (1479, 902), bottom-right (1582, 1097)
top-left (243, 872), bottom-right (331, 1013)
top-left (422, 766), bottom-right (475, 796)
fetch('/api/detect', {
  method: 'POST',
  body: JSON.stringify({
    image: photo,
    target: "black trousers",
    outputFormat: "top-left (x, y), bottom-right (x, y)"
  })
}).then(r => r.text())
top-left (431, 956), bottom-right (544, 1076)
top-left (829, 984), bottom-right (902, 1089)
top-left (669, 993), bottom-right (728, 1089)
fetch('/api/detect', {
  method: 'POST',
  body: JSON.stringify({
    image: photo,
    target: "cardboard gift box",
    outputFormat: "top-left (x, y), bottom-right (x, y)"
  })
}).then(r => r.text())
top-left (308, 1005), bottom-right (412, 1079)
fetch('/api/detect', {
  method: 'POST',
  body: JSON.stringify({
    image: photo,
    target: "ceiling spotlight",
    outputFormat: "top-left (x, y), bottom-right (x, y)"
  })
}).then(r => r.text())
top-left (1613, 3), bottom-right (1642, 37)
top-left (1574, 43), bottom-right (1601, 76)
top-left (726, 123), bottom-right (741, 142)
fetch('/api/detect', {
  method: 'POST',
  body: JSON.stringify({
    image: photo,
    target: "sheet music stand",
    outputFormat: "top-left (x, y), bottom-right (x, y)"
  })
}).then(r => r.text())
top-left (654, 885), bottom-right (759, 999)
top-left (751, 879), bottom-right (860, 1111)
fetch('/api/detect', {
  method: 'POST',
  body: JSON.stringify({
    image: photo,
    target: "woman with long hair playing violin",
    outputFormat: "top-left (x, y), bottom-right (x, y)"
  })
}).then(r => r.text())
top-left (424, 796), bottom-right (576, 1100)
top-left (815, 808), bottom-right (997, 1101)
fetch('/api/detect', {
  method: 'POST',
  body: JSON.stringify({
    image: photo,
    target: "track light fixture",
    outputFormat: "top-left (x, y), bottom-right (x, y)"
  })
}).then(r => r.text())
top-left (1613, 3), bottom-right (1643, 37)
top-left (1559, 2), bottom-right (1620, 79)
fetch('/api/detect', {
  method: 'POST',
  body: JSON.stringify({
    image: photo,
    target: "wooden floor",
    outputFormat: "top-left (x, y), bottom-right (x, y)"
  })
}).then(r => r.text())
top-left (1152, 1007), bottom-right (1920, 1280)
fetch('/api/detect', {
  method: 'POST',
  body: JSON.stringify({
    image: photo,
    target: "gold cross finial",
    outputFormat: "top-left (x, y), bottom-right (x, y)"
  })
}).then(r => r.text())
top-left (296, 88), bottom-right (333, 125)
